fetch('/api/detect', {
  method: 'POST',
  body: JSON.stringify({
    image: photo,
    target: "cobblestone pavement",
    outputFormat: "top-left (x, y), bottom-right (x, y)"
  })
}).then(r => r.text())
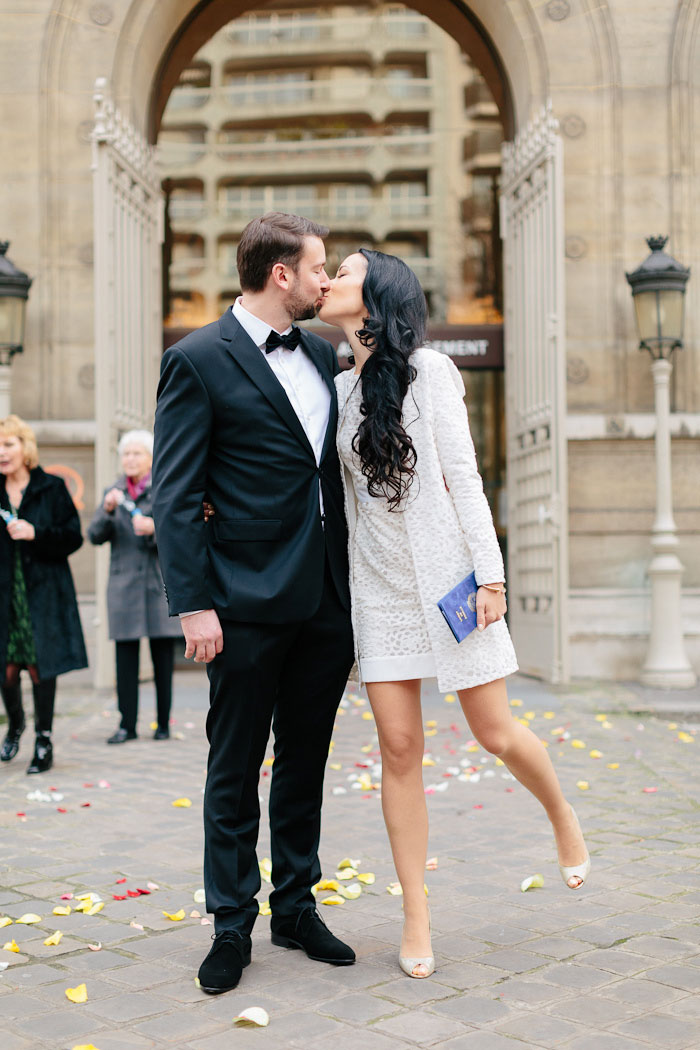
top-left (1, 669), bottom-right (700, 1050)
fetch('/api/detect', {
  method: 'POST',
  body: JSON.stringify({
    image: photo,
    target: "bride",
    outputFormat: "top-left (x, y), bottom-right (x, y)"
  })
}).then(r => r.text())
top-left (318, 248), bottom-right (590, 979)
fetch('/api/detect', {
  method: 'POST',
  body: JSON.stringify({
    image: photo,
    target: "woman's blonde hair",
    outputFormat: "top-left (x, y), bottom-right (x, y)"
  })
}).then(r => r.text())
top-left (0, 414), bottom-right (39, 469)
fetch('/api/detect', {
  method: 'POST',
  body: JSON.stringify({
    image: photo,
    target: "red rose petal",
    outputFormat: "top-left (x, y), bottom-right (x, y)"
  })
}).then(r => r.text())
top-left (115, 878), bottom-right (127, 884)
top-left (112, 894), bottom-right (127, 900)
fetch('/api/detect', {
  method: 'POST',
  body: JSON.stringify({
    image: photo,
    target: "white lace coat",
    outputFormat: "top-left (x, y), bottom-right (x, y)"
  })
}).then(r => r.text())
top-left (337, 345), bottom-right (518, 691)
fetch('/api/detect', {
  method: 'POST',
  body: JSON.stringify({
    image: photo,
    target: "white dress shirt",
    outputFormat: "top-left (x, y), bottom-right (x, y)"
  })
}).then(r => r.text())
top-left (180, 299), bottom-right (331, 619)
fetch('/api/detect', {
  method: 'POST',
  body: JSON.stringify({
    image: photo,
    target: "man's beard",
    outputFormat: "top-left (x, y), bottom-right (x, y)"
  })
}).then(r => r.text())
top-left (288, 290), bottom-right (320, 322)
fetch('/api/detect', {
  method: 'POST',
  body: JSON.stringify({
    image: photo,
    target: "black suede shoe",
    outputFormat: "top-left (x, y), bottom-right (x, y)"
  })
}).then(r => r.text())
top-left (197, 930), bottom-right (252, 994)
top-left (153, 727), bottom-right (169, 740)
top-left (107, 728), bottom-right (137, 744)
top-left (26, 734), bottom-right (53, 774)
top-left (1, 719), bottom-right (25, 762)
top-left (271, 907), bottom-right (355, 965)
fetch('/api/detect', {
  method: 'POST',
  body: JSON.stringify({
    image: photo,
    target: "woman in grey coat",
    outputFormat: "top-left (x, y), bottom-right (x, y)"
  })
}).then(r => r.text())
top-left (88, 430), bottom-right (182, 744)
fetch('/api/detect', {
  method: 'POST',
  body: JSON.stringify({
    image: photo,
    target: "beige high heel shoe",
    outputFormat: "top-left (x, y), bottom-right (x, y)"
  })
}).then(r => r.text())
top-left (399, 910), bottom-right (435, 979)
top-left (558, 806), bottom-right (591, 890)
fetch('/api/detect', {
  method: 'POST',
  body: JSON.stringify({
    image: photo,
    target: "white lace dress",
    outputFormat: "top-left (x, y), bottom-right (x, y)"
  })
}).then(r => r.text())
top-left (336, 348), bottom-right (518, 691)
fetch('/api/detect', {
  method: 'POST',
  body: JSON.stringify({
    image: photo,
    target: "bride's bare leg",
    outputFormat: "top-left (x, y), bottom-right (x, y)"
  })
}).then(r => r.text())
top-left (367, 679), bottom-right (432, 967)
top-left (458, 678), bottom-right (588, 887)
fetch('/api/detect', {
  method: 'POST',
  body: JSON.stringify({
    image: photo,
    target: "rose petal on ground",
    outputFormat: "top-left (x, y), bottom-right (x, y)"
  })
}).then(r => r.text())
top-left (444, 693), bottom-right (456, 703)
top-left (425, 857), bottom-right (438, 870)
top-left (589, 750), bottom-right (603, 759)
top-left (150, 721), bottom-right (158, 730)
top-left (357, 873), bottom-right (375, 884)
top-left (339, 882), bottom-right (361, 900)
top-left (337, 857), bottom-right (361, 869)
top-left (53, 905), bottom-right (72, 915)
top-left (127, 890), bottom-right (140, 898)
top-left (422, 757), bottom-right (435, 766)
top-left (234, 1007), bottom-right (269, 1027)
top-left (61, 893), bottom-right (73, 900)
top-left (98, 780), bottom-right (111, 788)
top-left (86, 902), bottom-right (104, 916)
top-left (320, 895), bottom-right (345, 906)
top-left (65, 983), bottom-right (88, 1004)
top-left (172, 798), bottom-right (192, 808)
top-left (329, 763), bottom-right (342, 771)
top-left (0, 917), bottom-right (12, 928)
top-left (678, 731), bottom-right (694, 743)
top-left (335, 868), bottom-right (358, 880)
top-left (201, 918), bottom-right (212, 925)
top-left (607, 762), bottom-right (620, 769)
top-left (643, 786), bottom-right (658, 793)
top-left (16, 914), bottom-right (41, 924)
top-left (112, 895), bottom-right (127, 901)
top-left (571, 739), bottom-right (586, 749)
top-left (162, 909), bottom-right (186, 921)
top-left (72, 1044), bottom-right (101, 1050)
top-left (576, 780), bottom-right (590, 791)
top-left (3, 940), bottom-right (19, 952)
top-left (543, 711), bottom-right (555, 719)
top-left (387, 882), bottom-right (403, 895)
top-left (520, 873), bottom-right (545, 892)
top-left (315, 879), bottom-right (340, 892)
top-left (130, 922), bottom-right (144, 930)
top-left (509, 698), bottom-right (523, 707)
top-left (87, 943), bottom-right (102, 951)
top-left (258, 901), bottom-right (271, 916)
top-left (115, 877), bottom-right (127, 884)
top-left (332, 786), bottom-right (347, 795)
top-left (147, 882), bottom-right (159, 891)
top-left (135, 888), bottom-right (150, 895)
top-left (76, 893), bottom-right (101, 902)
top-left (44, 930), bottom-right (63, 946)
top-left (362, 712), bottom-right (374, 721)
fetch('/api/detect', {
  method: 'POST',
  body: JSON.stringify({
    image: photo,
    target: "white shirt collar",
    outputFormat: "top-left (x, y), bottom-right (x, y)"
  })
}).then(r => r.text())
top-left (232, 298), bottom-right (293, 351)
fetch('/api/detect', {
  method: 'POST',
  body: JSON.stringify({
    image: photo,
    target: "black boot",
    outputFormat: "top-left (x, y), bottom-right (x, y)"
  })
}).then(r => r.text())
top-left (1, 683), bottom-right (26, 762)
top-left (27, 733), bottom-right (53, 774)
top-left (27, 679), bottom-right (56, 773)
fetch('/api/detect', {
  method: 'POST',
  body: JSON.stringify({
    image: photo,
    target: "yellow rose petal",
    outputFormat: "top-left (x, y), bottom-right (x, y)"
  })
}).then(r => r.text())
top-left (65, 983), bottom-right (88, 1004)
top-left (162, 909), bottom-right (186, 921)
top-left (387, 882), bottom-right (403, 896)
top-left (510, 698), bottom-right (523, 707)
top-left (524, 711), bottom-right (536, 721)
top-left (172, 798), bottom-right (192, 808)
top-left (467, 744), bottom-right (480, 752)
top-left (16, 913), bottom-right (42, 924)
top-left (44, 930), bottom-right (63, 946)
top-left (320, 895), bottom-right (345, 906)
top-left (595, 714), bottom-right (607, 722)
top-left (607, 762), bottom-right (620, 770)
top-left (422, 756), bottom-right (435, 766)
top-left (571, 740), bottom-right (586, 749)
top-left (339, 882), bottom-right (361, 900)
top-left (362, 711), bottom-right (374, 721)
top-left (495, 757), bottom-right (505, 765)
top-left (576, 780), bottom-right (590, 791)
top-left (53, 905), bottom-right (72, 916)
top-left (357, 872), bottom-right (375, 885)
top-left (329, 762), bottom-right (342, 771)
top-left (425, 720), bottom-right (437, 728)
top-left (263, 757), bottom-right (274, 766)
top-left (520, 873), bottom-right (544, 892)
top-left (589, 750), bottom-right (603, 759)
top-left (3, 939), bottom-right (19, 952)
top-left (543, 711), bottom-right (555, 719)
top-left (602, 720), bottom-right (613, 729)
top-left (86, 902), bottom-right (104, 916)
top-left (678, 731), bottom-right (694, 743)
top-left (337, 857), bottom-right (361, 869)
top-left (0, 917), bottom-right (12, 928)
top-left (72, 1044), bottom-right (101, 1050)
top-left (335, 868), bottom-right (358, 881)
top-left (315, 879), bottom-right (340, 892)
top-left (150, 721), bottom-right (158, 731)
top-left (444, 693), bottom-right (456, 703)
top-left (258, 901), bottom-right (271, 916)
top-left (235, 1007), bottom-right (270, 1027)
top-left (668, 722), bottom-right (678, 730)
top-left (425, 728), bottom-right (438, 737)
top-left (425, 857), bottom-right (438, 870)
top-left (259, 857), bottom-right (272, 883)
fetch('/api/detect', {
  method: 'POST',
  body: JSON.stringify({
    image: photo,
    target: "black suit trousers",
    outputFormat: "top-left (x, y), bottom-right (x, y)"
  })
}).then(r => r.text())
top-left (203, 561), bottom-right (354, 935)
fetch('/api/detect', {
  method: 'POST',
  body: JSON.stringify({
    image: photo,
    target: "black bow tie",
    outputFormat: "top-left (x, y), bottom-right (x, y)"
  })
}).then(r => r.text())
top-left (265, 328), bottom-right (301, 353)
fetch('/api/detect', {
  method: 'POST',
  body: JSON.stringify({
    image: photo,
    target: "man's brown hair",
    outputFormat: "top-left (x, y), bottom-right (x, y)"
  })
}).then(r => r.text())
top-left (236, 212), bottom-right (329, 293)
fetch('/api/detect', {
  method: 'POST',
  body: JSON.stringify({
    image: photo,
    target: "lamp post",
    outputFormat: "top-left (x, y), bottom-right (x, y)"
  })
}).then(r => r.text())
top-left (0, 241), bottom-right (33, 417)
top-left (626, 236), bottom-right (697, 688)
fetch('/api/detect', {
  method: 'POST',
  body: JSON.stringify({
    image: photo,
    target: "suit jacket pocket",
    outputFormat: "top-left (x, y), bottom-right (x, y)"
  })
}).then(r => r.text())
top-left (212, 518), bottom-right (282, 542)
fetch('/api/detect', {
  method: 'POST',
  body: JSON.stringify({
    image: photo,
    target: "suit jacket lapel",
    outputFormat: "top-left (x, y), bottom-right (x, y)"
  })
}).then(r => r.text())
top-left (298, 330), bottom-right (338, 463)
top-left (220, 312), bottom-right (315, 459)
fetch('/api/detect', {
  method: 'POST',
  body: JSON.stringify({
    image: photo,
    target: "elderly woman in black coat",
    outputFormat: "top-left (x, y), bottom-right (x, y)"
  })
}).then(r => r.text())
top-left (88, 429), bottom-right (181, 744)
top-left (0, 415), bottom-right (88, 773)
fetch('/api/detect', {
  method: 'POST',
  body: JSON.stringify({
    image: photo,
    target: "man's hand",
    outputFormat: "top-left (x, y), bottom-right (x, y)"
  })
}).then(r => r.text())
top-left (181, 609), bottom-right (223, 663)
top-left (132, 514), bottom-right (155, 537)
top-left (7, 518), bottom-right (35, 542)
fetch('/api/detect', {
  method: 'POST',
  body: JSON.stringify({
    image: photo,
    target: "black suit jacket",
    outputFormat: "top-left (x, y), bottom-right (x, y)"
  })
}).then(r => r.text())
top-left (152, 309), bottom-right (350, 623)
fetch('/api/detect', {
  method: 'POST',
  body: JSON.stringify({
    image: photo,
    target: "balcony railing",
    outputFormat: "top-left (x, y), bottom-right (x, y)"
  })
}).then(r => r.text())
top-left (162, 77), bottom-right (434, 122)
top-left (157, 131), bottom-right (435, 172)
top-left (216, 197), bottom-right (433, 229)
top-left (223, 12), bottom-right (429, 50)
top-left (169, 257), bottom-right (206, 277)
top-left (168, 198), bottom-right (207, 220)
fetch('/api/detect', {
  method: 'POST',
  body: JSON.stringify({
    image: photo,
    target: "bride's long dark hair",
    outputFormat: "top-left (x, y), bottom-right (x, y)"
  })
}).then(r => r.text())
top-left (352, 248), bottom-right (428, 511)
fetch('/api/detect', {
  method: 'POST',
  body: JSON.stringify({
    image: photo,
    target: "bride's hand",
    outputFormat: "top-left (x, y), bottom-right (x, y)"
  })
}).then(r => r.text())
top-left (476, 587), bottom-right (507, 631)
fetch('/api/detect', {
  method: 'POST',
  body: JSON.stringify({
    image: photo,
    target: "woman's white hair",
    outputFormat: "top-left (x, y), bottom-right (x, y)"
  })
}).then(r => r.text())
top-left (118, 429), bottom-right (154, 457)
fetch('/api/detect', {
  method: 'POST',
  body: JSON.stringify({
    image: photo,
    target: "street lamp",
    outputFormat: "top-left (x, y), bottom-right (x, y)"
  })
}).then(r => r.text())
top-left (626, 236), bottom-right (696, 688)
top-left (0, 241), bottom-right (33, 417)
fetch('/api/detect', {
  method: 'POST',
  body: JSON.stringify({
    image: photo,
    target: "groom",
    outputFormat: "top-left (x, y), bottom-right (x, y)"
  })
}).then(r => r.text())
top-left (152, 213), bottom-right (355, 993)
